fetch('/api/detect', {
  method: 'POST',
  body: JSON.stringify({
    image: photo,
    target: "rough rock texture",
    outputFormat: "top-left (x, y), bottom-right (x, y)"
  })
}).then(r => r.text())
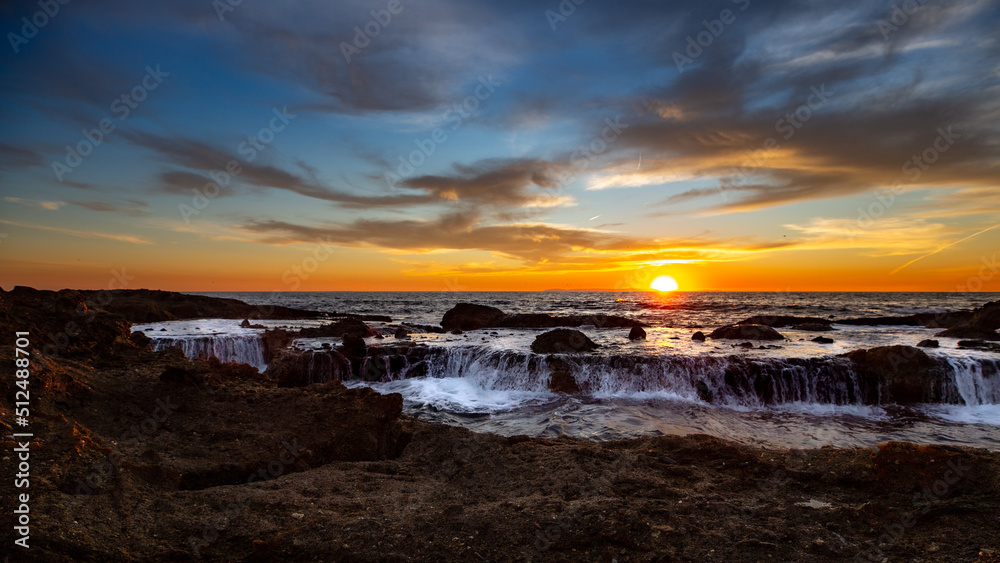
top-left (958, 340), bottom-right (1000, 353)
top-left (710, 324), bottom-right (784, 340)
top-left (265, 349), bottom-right (353, 387)
top-left (4, 288), bottom-right (1000, 562)
top-left (440, 303), bottom-right (647, 331)
top-left (838, 311), bottom-right (973, 328)
top-left (441, 303), bottom-right (508, 331)
top-left (530, 329), bottom-right (600, 354)
top-left (737, 315), bottom-right (831, 328)
top-left (298, 317), bottom-right (376, 339)
top-left (842, 345), bottom-right (949, 404)
top-left (628, 326), bottom-right (647, 340)
top-left (2, 286), bottom-right (323, 324)
top-left (936, 325), bottom-right (1000, 341)
top-left (546, 357), bottom-right (582, 394)
top-left (498, 313), bottom-right (647, 329)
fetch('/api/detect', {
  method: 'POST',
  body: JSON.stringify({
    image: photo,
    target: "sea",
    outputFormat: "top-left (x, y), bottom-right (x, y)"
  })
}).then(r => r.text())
top-left (133, 291), bottom-right (1000, 450)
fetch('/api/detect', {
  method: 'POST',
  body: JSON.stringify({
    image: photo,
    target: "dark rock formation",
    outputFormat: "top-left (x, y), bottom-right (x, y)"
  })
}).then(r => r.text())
top-left (737, 315), bottom-right (831, 328)
top-left (546, 357), bottom-right (581, 393)
top-left (842, 345), bottom-right (948, 404)
top-left (440, 303), bottom-right (647, 331)
top-left (628, 326), bottom-right (646, 340)
top-left (530, 329), bottom-right (599, 354)
top-left (916, 339), bottom-right (939, 348)
top-left (811, 336), bottom-right (834, 344)
top-left (710, 324), bottom-right (784, 340)
top-left (691, 331), bottom-right (706, 341)
top-left (441, 303), bottom-right (508, 331)
top-left (498, 313), bottom-right (647, 329)
top-left (159, 365), bottom-right (201, 386)
top-left (299, 318), bottom-right (376, 339)
top-left (934, 303), bottom-right (1000, 340)
top-left (266, 349), bottom-right (352, 387)
top-left (262, 328), bottom-right (295, 362)
top-left (394, 327), bottom-right (410, 339)
top-left (958, 340), bottom-right (1000, 353)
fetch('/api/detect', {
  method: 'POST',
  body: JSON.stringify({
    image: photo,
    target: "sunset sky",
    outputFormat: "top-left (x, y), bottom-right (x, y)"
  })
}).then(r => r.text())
top-left (1, 0), bottom-right (999, 292)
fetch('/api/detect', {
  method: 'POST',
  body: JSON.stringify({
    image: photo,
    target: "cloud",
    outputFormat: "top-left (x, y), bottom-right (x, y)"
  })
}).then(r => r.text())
top-left (4, 197), bottom-right (65, 210)
top-left (70, 199), bottom-right (150, 217)
top-left (0, 219), bottom-right (152, 244)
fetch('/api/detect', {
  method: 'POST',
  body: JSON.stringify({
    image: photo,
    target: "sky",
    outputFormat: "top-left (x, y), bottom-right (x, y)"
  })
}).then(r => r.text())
top-left (1, 0), bottom-right (998, 292)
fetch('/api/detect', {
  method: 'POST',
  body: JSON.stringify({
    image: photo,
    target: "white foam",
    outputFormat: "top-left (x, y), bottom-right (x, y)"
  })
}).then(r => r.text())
top-left (352, 377), bottom-right (552, 414)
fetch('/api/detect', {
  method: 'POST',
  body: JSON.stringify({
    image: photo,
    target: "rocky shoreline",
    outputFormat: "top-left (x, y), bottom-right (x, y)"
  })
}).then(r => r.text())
top-left (2, 287), bottom-right (1000, 561)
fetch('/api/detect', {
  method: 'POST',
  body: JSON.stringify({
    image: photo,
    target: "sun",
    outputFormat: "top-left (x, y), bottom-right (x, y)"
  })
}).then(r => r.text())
top-left (650, 275), bottom-right (679, 292)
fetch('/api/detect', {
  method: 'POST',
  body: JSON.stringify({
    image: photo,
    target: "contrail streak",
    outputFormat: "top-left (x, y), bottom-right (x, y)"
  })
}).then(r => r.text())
top-left (889, 223), bottom-right (1000, 275)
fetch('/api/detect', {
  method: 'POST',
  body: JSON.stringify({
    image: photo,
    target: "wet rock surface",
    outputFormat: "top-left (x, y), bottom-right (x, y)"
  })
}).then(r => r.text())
top-left (5, 289), bottom-right (1000, 561)
top-left (710, 324), bottom-right (785, 340)
top-left (531, 328), bottom-right (600, 354)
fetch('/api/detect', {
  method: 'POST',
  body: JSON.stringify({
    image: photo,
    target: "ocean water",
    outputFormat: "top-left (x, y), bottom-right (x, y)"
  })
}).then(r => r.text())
top-left (134, 291), bottom-right (1000, 450)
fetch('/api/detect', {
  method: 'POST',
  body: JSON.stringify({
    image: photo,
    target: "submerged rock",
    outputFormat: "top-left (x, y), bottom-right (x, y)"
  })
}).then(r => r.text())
top-left (628, 326), bottom-right (647, 340)
top-left (691, 331), bottom-right (706, 341)
top-left (266, 349), bottom-right (352, 387)
top-left (794, 323), bottom-right (835, 332)
top-left (441, 303), bottom-right (507, 331)
top-left (394, 327), bottom-right (410, 339)
top-left (935, 325), bottom-right (1000, 341)
top-left (546, 357), bottom-right (581, 393)
top-left (531, 329), bottom-right (599, 354)
top-left (710, 324), bottom-right (784, 340)
top-left (300, 318), bottom-right (376, 339)
top-left (958, 340), bottom-right (1000, 353)
top-left (916, 339), bottom-right (939, 348)
top-left (737, 315), bottom-right (830, 328)
top-left (811, 336), bottom-right (834, 344)
top-left (842, 345), bottom-right (948, 404)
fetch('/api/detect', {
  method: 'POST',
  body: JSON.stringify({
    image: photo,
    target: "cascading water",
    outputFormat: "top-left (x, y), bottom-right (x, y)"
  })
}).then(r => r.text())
top-left (941, 356), bottom-right (1000, 406)
top-left (151, 334), bottom-right (267, 371)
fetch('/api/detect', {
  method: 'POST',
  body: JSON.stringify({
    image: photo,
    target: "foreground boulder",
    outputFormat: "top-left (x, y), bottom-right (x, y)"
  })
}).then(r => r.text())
top-left (628, 326), bottom-right (646, 340)
top-left (710, 324), bottom-right (784, 340)
top-left (546, 357), bottom-right (581, 393)
top-left (531, 329), bottom-right (599, 354)
top-left (842, 345), bottom-right (948, 404)
top-left (441, 303), bottom-right (507, 331)
top-left (266, 349), bottom-right (352, 387)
